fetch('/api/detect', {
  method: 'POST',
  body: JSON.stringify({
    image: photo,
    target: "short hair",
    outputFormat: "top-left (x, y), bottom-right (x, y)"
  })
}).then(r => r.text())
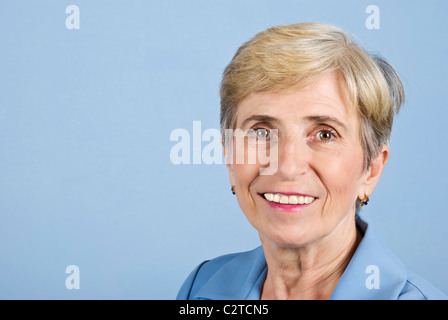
top-left (220, 22), bottom-right (405, 171)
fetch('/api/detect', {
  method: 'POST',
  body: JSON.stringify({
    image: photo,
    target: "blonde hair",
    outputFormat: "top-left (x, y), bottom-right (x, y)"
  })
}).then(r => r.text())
top-left (220, 22), bottom-right (404, 170)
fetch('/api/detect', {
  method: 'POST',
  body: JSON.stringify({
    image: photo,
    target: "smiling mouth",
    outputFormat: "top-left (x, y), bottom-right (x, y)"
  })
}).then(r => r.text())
top-left (263, 193), bottom-right (315, 205)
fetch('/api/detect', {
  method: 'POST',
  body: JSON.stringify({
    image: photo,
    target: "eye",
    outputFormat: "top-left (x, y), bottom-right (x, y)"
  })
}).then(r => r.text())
top-left (316, 130), bottom-right (334, 141)
top-left (254, 128), bottom-right (270, 140)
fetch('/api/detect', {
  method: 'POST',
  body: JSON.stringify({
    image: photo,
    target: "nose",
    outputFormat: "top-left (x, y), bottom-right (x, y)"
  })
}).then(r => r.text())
top-left (275, 135), bottom-right (310, 181)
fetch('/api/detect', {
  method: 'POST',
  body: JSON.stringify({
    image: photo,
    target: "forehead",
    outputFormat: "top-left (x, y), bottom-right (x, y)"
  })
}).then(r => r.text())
top-left (235, 72), bottom-right (356, 128)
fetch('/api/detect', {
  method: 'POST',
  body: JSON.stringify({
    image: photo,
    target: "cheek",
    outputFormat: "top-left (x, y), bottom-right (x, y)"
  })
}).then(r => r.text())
top-left (231, 140), bottom-right (262, 188)
top-left (318, 149), bottom-right (364, 209)
top-left (230, 142), bottom-right (264, 221)
top-left (231, 163), bottom-right (261, 226)
top-left (232, 163), bottom-right (260, 190)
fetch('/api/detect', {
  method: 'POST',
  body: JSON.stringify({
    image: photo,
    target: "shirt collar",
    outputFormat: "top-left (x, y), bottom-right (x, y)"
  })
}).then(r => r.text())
top-left (330, 219), bottom-right (408, 299)
top-left (192, 246), bottom-right (267, 300)
top-left (193, 220), bottom-right (408, 300)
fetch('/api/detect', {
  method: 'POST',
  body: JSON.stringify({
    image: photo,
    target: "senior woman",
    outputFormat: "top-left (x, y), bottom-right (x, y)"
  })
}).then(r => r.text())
top-left (177, 22), bottom-right (447, 300)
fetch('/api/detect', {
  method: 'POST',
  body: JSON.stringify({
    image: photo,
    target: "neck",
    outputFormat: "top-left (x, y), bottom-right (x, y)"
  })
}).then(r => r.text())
top-left (260, 215), bottom-right (362, 300)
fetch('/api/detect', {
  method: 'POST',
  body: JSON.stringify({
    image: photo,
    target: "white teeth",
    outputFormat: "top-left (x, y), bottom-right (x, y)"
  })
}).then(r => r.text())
top-left (264, 193), bottom-right (274, 201)
top-left (289, 196), bottom-right (298, 204)
top-left (263, 193), bottom-right (315, 205)
top-left (280, 195), bottom-right (288, 204)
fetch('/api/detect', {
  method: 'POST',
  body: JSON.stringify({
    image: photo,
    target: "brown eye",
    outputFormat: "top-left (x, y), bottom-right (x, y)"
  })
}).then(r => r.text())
top-left (317, 130), bottom-right (333, 141)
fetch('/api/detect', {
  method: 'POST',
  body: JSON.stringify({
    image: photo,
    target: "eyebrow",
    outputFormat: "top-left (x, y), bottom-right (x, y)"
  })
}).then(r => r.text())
top-left (304, 115), bottom-right (347, 131)
top-left (239, 115), bottom-right (279, 129)
top-left (239, 114), bottom-right (347, 131)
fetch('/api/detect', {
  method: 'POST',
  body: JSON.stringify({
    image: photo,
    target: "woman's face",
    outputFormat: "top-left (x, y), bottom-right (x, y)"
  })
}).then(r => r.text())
top-left (226, 71), bottom-right (386, 248)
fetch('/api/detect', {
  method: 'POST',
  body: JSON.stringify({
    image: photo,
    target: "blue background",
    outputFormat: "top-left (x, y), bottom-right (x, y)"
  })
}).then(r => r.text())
top-left (0, 0), bottom-right (447, 299)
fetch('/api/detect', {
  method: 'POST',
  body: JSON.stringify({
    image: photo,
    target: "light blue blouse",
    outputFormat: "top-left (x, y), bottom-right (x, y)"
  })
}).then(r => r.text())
top-left (177, 220), bottom-right (447, 300)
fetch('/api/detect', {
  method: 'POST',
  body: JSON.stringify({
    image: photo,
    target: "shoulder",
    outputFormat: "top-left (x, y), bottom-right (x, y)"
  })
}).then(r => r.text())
top-left (398, 271), bottom-right (448, 300)
top-left (175, 252), bottom-right (241, 299)
top-left (176, 246), bottom-right (266, 300)
top-left (331, 220), bottom-right (448, 300)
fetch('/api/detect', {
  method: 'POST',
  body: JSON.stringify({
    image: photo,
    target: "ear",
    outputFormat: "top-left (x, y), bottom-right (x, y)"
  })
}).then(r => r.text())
top-left (359, 145), bottom-right (389, 198)
top-left (222, 139), bottom-right (235, 186)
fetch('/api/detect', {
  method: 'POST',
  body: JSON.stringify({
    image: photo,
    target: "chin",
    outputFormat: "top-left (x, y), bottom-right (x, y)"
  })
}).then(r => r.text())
top-left (259, 225), bottom-right (318, 248)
